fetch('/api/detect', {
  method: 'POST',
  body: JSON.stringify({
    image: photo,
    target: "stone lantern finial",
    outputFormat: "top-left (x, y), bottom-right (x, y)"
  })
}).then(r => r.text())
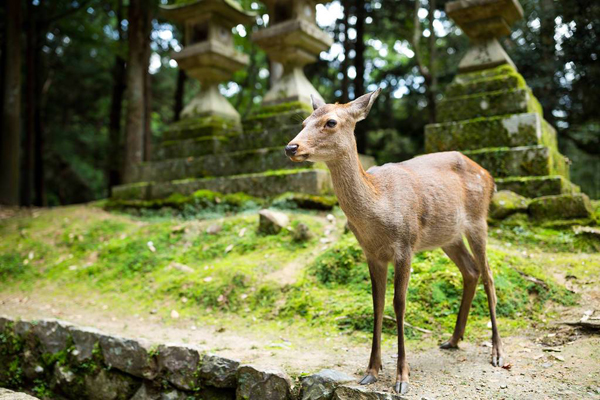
top-left (252, 0), bottom-right (333, 106)
top-left (446, 0), bottom-right (524, 73)
top-left (160, 0), bottom-right (255, 121)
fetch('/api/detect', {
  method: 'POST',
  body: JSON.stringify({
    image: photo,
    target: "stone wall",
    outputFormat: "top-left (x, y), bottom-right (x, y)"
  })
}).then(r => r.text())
top-left (0, 316), bottom-right (403, 400)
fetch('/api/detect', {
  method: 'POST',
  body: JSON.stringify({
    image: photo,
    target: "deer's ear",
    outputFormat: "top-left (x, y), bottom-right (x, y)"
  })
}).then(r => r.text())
top-left (310, 94), bottom-right (326, 110)
top-left (348, 88), bottom-right (381, 121)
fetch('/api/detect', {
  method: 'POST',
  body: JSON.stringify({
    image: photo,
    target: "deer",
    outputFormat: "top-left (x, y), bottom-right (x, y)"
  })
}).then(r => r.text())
top-left (284, 89), bottom-right (505, 394)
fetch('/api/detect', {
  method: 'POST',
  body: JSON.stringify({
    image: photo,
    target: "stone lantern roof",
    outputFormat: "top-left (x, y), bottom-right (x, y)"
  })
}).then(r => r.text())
top-left (160, 0), bottom-right (255, 26)
top-left (446, 0), bottom-right (524, 39)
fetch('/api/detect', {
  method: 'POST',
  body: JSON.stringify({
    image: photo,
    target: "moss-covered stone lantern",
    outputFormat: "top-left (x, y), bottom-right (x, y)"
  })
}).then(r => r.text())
top-left (446, 0), bottom-right (523, 73)
top-left (252, 0), bottom-right (333, 106)
top-left (160, 0), bottom-right (255, 121)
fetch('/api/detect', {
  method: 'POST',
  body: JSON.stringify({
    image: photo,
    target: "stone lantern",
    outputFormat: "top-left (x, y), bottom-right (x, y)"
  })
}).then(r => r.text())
top-left (446, 0), bottom-right (523, 73)
top-left (160, 0), bottom-right (255, 121)
top-left (252, 0), bottom-right (333, 106)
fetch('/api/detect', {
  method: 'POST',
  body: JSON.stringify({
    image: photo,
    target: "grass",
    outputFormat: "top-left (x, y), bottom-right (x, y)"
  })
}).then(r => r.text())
top-left (0, 202), bottom-right (598, 350)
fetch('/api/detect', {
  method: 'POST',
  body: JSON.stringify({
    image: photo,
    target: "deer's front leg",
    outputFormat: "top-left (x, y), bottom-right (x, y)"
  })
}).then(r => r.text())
top-left (392, 253), bottom-right (412, 395)
top-left (358, 258), bottom-right (388, 385)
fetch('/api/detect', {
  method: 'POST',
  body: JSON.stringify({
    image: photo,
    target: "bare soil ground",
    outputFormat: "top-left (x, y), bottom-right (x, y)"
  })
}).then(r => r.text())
top-left (1, 286), bottom-right (599, 400)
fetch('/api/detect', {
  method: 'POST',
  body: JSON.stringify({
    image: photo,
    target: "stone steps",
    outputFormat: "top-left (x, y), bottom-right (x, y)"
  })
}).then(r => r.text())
top-left (131, 147), bottom-right (308, 183)
top-left (155, 124), bottom-right (300, 161)
top-left (112, 169), bottom-right (333, 200)
top-left (495, 175), bottom-right (578, 198)
top-left (426, 113), bottom-right (557, 153)
top-left (162, 115), bottom-right (241, 141)
top-left (445, 68), bottom-right (526, 98)
top-left (437, 88), bottom-right (542, 123)
top-left (463, 145), bottom-right (569, 179)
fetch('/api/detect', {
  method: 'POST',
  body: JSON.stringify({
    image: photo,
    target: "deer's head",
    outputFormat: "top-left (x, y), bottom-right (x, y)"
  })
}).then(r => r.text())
top-left (285, 88), bottom-right (381, 163)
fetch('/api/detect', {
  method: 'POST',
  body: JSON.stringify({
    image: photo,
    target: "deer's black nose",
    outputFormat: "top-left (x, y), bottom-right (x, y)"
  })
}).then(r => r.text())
top-left (285, 144), bottom-right (298, 156)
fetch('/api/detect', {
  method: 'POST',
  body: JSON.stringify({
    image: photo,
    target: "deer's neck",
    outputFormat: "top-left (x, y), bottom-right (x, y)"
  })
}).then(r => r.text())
top-left (326, 151), bottom-right (378, 221)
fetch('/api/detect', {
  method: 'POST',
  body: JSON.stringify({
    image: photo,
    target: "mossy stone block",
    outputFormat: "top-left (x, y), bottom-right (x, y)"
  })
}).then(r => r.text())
top-left (157, 135), bottom-right (233, 160)
top-left (163, 115), bottom-right (241, 141)
top-left (425, 113), bottom-right (545, 152)
top-left (145, 169), bottom-right (333, 199)
top-left (135, 147), bottom-right (312, 183)
top-left (528, 193), bottom-right (593, 220)
top-left (445, 71), bottom-right (526, 98)
top-left (452, 64), bottom-right (519, 84)
top-left (438, 88), bottom-right (540, 123)
top-left (463, 145), bottom-right (568, 178)
top-left (272, 192), bottom-right (338, 210)
top-left (495, 175), bottom-right (576, 198)
top-left (111, 182), bottom-right (151, 200)
top-left (243, 109), bottom-right (309, 132)
top-left (489, 190), bottom-right (530, 219)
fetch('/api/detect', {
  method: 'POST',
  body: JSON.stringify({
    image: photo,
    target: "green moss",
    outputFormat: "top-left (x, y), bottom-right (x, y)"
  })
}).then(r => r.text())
top-left (529, 193), bottom-right (593, 220)
top-left (495, 175), bottom-right (574, 198)
top-left (446, 70), bottom-right (526, 98)
top-left (248, 101), bottom-right (312, 118)
top-left (489, 190), bottom-right (530, 220)
top-left (463, 145), bottom-right (560, 178)
top-left (271, 192), bottom-right (338, 211)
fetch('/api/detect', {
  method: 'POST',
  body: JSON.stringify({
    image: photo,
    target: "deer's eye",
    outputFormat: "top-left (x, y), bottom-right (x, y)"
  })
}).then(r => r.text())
top-left (326, 119), bottom-right (337, 128)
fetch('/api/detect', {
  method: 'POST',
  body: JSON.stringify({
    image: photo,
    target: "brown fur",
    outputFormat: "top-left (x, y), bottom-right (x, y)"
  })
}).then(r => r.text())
top-left (286, 90), bottom-right (505, 394)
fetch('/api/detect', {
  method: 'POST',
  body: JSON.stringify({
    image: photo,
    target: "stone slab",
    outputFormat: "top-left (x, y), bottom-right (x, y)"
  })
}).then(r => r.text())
top-left (445, 67), bottom-right (525, 98)
top-left (437, 88), bottom-right (541, 123)
top-left (162, 115), bottom-right (241, 142)
top-left (463, 145), bottom-right (568, 178)
top-left (528, 193), bottom-right (593, 220)
top-left (133, 147), bottom-right (310, 183)
top-left (112, 169), bottom-right (333, 201)
top-left (495, 175), bottom-right (577, 198)
top-left (425, 113), bottom-right (553, 152)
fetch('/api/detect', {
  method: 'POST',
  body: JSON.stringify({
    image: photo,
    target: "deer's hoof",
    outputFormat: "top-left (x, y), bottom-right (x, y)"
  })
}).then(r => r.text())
top-left (492, 354), bottom-right (505, 367)
top-left (440, 340), bottom-right (459, 350)
top-left (393, 381), bottom-right (410, 394)
top-left (358, 374), bottom-right (377, 385)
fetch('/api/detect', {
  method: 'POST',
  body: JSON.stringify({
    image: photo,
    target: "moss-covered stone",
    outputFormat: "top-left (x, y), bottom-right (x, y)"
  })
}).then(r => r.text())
top-left (495, 175), bottom-right (576, 198)
top-left (425, 113), bottom-right (546, 152)
top-left (528, 193), bottom-right (593, 220)
top-left (452, 64), bottom-right (519, 84)
top-left (151, 169), bottom-right (333, 199)
top-left (445, 70), bottom-right (526, 98)
top-left (133, 147), bottom-right (314, 183)
top-left (463, 145), bottom-right (568, 178)
top-left (271, 192), bottom-right (338, 210)
top-left (489, 190), bottom-right (530, 220)
top-left (437, 88), bottom-right (541, 123)
top-left (163, 115), bottom-right (241, 142)
top-left (111, 182), bottom-right (151, 201)
top-left (157, 135), bottom-right (233, 160)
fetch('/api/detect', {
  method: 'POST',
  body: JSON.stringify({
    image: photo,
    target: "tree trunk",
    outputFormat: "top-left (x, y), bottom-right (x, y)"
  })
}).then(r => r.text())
top-left (427, 0), bottom-right (437, 123)
top-left (340, 0), bottom-right (351, 103)
top-left (0, 0), bottom-right (22, 206)
top-left (23, 0), bottom-right (36, 206)
top-left (123, 0), bottom-right (152, 183)
top-left (173, 69), bottom-right (185, 122)
top-left (107, 0), bottom-right (126, 194)
top-left (144, 70), bottom-right (152, 162)
top-left (353, 0), bottom-right (366, 153)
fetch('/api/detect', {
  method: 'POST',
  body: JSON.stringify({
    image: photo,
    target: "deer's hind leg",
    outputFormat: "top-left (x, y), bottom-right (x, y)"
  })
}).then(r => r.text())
top-left (440, 239), bottom-right (481, 349)
top-left (466, 221), bottom-right (505, 367)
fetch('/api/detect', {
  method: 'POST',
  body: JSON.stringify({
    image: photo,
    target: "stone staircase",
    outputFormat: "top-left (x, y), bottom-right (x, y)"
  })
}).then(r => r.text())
top-left (425, 65), bottom-right (592, 218)
top-left (112, 102), bottom-right (374, 201)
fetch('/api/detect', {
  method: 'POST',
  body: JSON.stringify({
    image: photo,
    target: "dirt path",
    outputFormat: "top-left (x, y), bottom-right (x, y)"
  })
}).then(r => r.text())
top-left (2, 290), bottom-right (599, 400)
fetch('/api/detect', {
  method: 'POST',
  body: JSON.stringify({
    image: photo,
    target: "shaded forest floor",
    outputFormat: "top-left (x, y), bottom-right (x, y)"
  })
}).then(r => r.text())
top-left (1, 203), bottom-right (600, 399)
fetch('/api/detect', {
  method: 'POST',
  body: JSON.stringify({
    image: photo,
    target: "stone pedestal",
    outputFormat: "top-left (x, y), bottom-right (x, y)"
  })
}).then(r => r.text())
top-left (252, 0), bottom-right (333, 106)
top-left (425, 0), bottom-right (592, 221)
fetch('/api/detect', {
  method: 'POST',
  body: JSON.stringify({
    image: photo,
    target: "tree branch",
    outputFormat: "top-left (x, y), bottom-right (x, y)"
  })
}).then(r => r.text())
top-left (411, 0), bottom-right (430, 81)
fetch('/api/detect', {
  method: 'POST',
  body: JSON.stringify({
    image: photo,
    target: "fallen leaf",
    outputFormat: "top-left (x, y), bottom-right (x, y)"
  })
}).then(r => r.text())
top-left (502, 363), bottom-right (513, 370)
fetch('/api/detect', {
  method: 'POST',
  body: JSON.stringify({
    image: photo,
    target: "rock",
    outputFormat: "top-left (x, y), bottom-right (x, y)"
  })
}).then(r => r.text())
top-left (236, 365), bottom-right (292, 400)
top-left (258, 209), bottom-right (289, 235)
top-left (52, 364), bottom-right (77, 392)
top-left (83, 369), bottom-right (139, 400)
top-left (130, 383), bottom-right (188, 400)
top-left (489, 190), bottom-right (529, 219)
top-left (0, 388), bottom-right (40, 400)
top-left (69, 326), bottom-right (103, 362)
top-left (99, 335), bottom-right (158, 379)
top-left (293, 223), bottom-right (312, 242)
top-left (14, 320), bottom-right (34, 336)
top-left (200, 354), bottom-right (240, 388)
top-left (300, 369), bottom-right (356, 400)
top-left (333, 385), bottom-right (406, 400)
top-left (33, 319), bottom-right (71, 354)
top-left (0, 315), bottom-right (11, 332)
top-left (200, 387), bottom-right (236, 400)
top-left (207, 224), bottom-right (222, 235)
top-left (168, 262), bottom-right (194, 273)
top-left (528, 193), bottom-right (593, 220)
top-left (157, 344), bottom-right (200, 390)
